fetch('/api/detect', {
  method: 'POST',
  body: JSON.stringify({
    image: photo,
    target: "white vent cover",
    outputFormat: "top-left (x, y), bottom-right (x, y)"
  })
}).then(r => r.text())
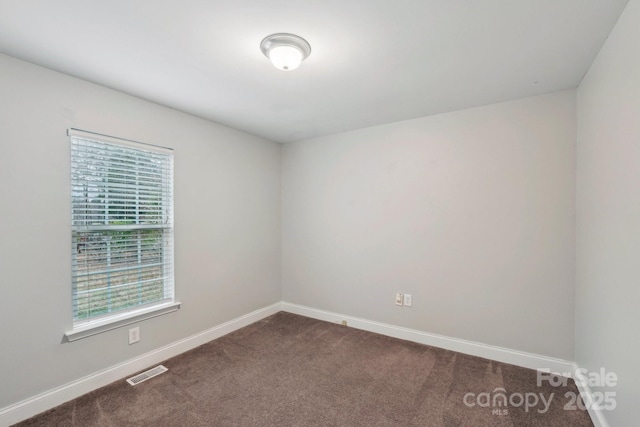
top-left (126, 365), bottom-right (168, 386)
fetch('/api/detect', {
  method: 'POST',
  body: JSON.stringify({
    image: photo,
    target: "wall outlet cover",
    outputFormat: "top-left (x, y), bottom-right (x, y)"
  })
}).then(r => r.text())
top-left (128, 327), bottom-right (140, 345)
top-left (403, 294), bottom-right (412, 307)
top-left (395, 293), bottom-right (404, 306)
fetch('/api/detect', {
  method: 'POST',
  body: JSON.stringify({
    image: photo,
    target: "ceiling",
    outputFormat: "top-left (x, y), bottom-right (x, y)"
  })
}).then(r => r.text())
top-left (0, 0), bottom-right (630, 143)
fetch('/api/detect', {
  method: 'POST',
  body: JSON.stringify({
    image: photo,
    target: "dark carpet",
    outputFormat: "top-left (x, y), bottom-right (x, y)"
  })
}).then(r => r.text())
top-left (16, 312), bottom-right (592, 426)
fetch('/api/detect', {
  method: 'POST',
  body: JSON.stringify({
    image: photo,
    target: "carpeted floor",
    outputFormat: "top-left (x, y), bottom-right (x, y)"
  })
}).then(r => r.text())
top-left (16, 312), bottom-right (592, 426)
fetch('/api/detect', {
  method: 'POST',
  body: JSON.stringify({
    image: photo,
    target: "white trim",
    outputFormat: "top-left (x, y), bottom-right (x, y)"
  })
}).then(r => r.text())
top-left (2, 302), bottom-right (595, 427)
top-left (65, 302), bottom-right (182, 342)
top-left (281, 302), bottom-right (575, 374)
top-left (282, 303), bottom-right (607, 425)
top-left (0, 302), bottom-right (281, 427)
top-left (572, 362), bottom-right (611, 427)
top-left (67, 128), bottom-right (172, 153)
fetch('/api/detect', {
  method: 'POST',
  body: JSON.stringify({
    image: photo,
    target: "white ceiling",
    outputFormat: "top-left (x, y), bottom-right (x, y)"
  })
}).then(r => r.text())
top-left (0, 0), bottom-right (630, 143)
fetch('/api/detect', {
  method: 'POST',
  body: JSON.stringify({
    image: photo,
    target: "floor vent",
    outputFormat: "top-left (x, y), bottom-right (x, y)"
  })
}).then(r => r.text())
top-left (126, 365), bottom-right (168, 386)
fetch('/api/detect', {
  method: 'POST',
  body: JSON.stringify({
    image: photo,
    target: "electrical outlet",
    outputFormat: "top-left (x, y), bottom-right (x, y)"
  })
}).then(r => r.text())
top-left (395, 293), bottom-right (404, 306)
top-left (129, 327), bottom-right (140, 345)
top-left (403, 294), bottom-right (412, 307)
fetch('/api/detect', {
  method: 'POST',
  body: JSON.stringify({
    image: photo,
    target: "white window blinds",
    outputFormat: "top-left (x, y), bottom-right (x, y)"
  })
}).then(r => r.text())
top-left (69, 129), bottom-right (174, 326)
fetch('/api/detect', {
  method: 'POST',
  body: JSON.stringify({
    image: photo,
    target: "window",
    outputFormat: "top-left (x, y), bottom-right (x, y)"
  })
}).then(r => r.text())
top-left (67, 129), bottom-right (176, 339)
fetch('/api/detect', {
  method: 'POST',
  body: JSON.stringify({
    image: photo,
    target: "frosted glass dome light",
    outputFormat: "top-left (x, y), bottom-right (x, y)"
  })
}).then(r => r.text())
top-left (268, 45), bottom-right (303, 71)
top-left (260, 33), bottom-right (311, 71)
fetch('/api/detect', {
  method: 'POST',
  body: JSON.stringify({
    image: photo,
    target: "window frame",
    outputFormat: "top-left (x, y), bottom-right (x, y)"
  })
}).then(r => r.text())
top-left (64, 129), bottom-right (179, 342)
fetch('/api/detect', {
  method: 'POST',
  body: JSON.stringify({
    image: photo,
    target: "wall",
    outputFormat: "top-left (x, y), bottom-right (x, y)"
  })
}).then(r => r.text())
top-left (576, 0), bottom-right (640, 425)
top-left (282, 90), bottom-right (576, 359)
top-left (0, 53), bottom-right (281, 409)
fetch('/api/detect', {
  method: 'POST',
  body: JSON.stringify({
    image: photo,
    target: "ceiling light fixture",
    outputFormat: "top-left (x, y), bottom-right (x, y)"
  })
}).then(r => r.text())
top-left (260, 33), bottom-right (311, 71)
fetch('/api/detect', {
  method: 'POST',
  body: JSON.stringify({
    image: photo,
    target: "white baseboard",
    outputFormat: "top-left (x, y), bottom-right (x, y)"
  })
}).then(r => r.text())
top-left (281, 302), bottom-right (575, 374)
top-left (282, 302), bottom-right (610, 425)
top-left (2, 301), bottom-right (602, 427)
top-left (0, 302), bottom-right (281, 427)
top-left (572, 362), bottom-right (611, 427)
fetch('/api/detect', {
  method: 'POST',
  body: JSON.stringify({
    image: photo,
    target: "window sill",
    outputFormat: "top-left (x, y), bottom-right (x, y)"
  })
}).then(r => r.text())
top-left (64, 302), bottom-right (181, 342)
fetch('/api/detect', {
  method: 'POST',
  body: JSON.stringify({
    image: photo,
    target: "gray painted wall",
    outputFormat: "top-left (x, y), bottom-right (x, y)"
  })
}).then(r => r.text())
top-left (0, 53), bottom-right (282, 408)
top-left (281, 90), bottom-right (577, 360)
top-left (576, 0), bottom-right (639, 425)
